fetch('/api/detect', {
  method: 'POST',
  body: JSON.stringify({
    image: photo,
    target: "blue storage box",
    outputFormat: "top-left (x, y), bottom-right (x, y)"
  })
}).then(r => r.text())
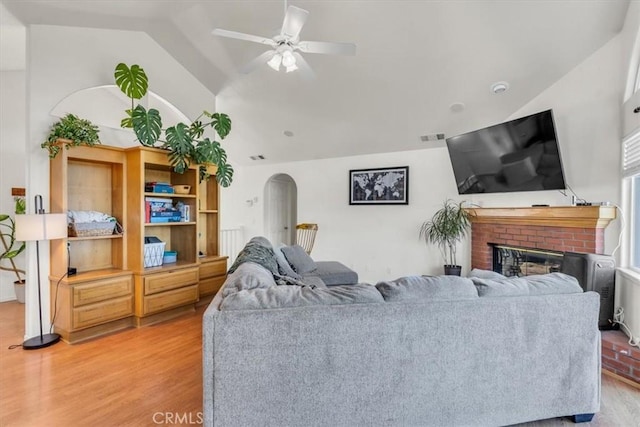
top-left (163, 251), bottom-right (177, 264)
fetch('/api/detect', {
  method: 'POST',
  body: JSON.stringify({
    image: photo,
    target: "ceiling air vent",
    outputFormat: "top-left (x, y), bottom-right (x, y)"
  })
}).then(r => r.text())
top-left (250, 155), bottom-right (266, 161)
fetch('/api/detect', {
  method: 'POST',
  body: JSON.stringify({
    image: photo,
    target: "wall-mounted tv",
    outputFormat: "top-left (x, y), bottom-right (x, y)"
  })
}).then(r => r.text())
top-left (445, 109), bottom-right (566, 194)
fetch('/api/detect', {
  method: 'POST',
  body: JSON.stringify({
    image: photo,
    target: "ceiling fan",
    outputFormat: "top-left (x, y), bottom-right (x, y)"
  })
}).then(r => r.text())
top-left (212, 0), bottom-right (356, 78)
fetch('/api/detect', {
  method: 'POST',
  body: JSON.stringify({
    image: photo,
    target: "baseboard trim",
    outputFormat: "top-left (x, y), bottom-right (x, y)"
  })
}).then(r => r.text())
top-left (602, 368), bottom-right (640, 390)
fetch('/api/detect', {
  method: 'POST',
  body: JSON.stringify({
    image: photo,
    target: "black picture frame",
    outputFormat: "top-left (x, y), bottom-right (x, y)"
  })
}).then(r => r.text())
top-left (349, 166), bottom-right (409, 205)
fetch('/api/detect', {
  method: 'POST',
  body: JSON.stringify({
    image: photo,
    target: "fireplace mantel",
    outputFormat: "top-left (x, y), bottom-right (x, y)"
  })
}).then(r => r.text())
top-left (467, 206), bottom-right (616, 229)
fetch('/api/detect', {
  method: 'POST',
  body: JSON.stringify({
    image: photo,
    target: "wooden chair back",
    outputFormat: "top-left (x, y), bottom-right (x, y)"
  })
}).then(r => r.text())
top-left (296, 223), bottom-right (318, 255)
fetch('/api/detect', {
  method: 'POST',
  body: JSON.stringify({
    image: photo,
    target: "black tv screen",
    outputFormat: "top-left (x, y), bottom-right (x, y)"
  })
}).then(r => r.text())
top-left (445, 110), bottom-right (566, 194)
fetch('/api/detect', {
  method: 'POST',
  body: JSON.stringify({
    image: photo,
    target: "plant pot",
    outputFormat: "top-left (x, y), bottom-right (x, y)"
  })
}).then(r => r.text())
top-left (444, 265), bottom-right (462, 276)
top-left (13, 280), bottom-right (25, 304)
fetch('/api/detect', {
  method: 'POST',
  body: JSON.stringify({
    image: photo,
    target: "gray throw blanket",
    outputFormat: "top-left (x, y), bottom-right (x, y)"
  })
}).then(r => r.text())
top-left (228, 237), bottom-right (279, 275)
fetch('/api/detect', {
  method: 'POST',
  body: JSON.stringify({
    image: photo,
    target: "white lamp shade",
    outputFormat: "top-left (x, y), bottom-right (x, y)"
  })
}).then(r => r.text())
top-left (15, 213), bottom-right (67, 241)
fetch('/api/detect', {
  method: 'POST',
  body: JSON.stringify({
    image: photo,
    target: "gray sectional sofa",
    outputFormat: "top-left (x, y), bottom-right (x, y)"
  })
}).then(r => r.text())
top-left (203, 237), bottom-right (601, 427)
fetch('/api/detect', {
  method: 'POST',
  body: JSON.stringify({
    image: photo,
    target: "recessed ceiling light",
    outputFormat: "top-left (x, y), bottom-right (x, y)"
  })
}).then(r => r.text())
top-left (450, 102), bottom-right (465, 113)
top-left (283, 130), bottom-right (294, 137)
top-left (491, 81), bottom-right (510, 94)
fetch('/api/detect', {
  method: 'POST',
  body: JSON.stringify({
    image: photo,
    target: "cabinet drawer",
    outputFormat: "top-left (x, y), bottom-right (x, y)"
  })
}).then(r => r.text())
top-left (73, 295), bottom-right (134, 329)
top-left (200, 259), bottom-right (227, 279)
top-left (144, 268), bottom-right (199, 295)
top-left (199, 276), bottom-right (226, 296)
top-left (142, 284), bottom-right (199, 315)
top-left (73, 275), bottom-right (133, 307)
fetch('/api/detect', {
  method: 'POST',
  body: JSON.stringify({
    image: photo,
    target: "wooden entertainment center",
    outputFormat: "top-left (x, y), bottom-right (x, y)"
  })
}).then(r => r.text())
top-left (49, 143), bottom-right (227, 343)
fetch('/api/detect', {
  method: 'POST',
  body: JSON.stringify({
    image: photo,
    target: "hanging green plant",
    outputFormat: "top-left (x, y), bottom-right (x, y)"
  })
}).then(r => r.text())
top-left (41, 113), bottom-right (101, 158)
top-left (114, 63), bottom-right (234, 187)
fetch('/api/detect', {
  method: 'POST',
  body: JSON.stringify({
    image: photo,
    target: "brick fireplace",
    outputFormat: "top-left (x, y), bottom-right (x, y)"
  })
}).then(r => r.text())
top-left (468, 206), bottom-right (616, 271)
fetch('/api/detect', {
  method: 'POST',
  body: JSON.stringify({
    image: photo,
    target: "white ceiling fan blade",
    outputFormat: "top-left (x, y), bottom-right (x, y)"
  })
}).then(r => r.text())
top-left (292, 52), bottom-right (315, 80)
top-left (212, 28), bottom-right (275, 47)
top-left (296, 40), bottom-right (356, 56)
top-left (281, 5), bottom-right (309, 40)
top-left (240, 50), bottom-right (277, 74)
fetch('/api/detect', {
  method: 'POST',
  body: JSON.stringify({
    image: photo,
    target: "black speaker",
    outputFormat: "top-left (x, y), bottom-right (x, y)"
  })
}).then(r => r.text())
top-left (561, 252), bottom-right (616, 330)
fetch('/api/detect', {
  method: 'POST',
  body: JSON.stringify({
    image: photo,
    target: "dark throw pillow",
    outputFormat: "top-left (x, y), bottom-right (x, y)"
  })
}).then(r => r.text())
top-left (280, 244), bottom-right (317, 274)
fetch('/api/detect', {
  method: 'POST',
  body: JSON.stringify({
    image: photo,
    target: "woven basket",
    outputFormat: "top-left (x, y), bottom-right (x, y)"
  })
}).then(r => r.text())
top-left (68, 221), bottom-right (116, 237)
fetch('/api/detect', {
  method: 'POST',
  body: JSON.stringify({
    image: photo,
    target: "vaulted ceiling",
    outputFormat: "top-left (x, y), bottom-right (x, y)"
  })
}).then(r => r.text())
top-left (0, 0), bottom-right (631, 165)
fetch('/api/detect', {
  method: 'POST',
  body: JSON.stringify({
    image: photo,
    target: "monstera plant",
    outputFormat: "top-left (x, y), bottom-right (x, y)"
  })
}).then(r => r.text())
top-left (114, 63), bottom-right (234, 187)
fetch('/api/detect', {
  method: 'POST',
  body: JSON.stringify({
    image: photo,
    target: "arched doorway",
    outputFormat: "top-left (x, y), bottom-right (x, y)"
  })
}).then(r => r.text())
top-left (264, 174), bottom-right (297, 245)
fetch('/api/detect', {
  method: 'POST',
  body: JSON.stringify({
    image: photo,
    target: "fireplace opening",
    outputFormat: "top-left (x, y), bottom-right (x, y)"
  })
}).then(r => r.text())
top-left (492, 244), bottom-right (563, 277)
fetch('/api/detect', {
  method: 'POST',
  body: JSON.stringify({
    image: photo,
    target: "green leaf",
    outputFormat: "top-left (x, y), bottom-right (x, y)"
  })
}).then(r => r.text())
top-left (209, 113), bottom-right (231, 139)
top-left (3, 242), bottom-right (25, 259)
top-left (189, 121), bottom-right (205, 139)
top-left (165, 123), bottom-right (194, 173)
top-left (215, 162), bottom-right (234, 188)
top-left (120, 109), bottom-right (133, 129)
top-left (131, 105), bottom-right (162, 147)
top-left (114, 63), bottom-right (148, 100)
top-left (193, 138), bottom-right (214, 165)
top-left (0, 214), bottom-right (8, 222)
top-left (213, 143), bottom-right (227, 166)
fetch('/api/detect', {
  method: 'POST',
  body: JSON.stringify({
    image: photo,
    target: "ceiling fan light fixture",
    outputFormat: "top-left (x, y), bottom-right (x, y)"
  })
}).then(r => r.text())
top-left (285, 63), bottom-right (298, 73)
top-left (267, 53), bottom-right (282, 71)
top-left (281, 50), bottom-right (296, 68)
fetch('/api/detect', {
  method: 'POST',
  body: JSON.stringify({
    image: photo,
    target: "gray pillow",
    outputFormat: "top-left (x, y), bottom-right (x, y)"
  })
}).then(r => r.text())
top-left (471, 272), bottom-right (582, 297)
top-left (375, 275), bottom-right (479, 302)
top-left (281, 244), bottom-right (317, 274)
top-left (273, 243), bottom-right (302, 279)
top-left (221, 262), bottom-right (277, 298)
top-left (220, 283), bottom-right (383, 310)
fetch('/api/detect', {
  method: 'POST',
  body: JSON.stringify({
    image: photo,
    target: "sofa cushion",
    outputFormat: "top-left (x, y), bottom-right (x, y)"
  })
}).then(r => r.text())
top-left (311, 261), bottom-right (358, 286)
top-left (219, 283), bottom-right (383, 311)
top-left (470, 272), bottom-right (582, 297)
top-left (273, 243), bottom-right (302, 279)
top-left (468, 269), bottom-right (508, 280)
top-left (281, 244), bottom-right (317, 274)
top-left (221, 262), bottom-right (277, 298)
top-left (375, 275), bottom-right (479, 302)
top-left (523, 273), bottom-right (583, 295)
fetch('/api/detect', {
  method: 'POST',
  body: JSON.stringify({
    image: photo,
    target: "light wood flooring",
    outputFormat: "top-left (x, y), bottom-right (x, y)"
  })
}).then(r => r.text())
top-left (1, 300), bottom-right (639, 427)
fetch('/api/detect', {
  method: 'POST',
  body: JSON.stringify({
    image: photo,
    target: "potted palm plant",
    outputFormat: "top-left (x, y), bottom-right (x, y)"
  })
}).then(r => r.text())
top-left (419, 199), bottom-right (473, 276)
top-left (1, 196), bottom-right (27, 302)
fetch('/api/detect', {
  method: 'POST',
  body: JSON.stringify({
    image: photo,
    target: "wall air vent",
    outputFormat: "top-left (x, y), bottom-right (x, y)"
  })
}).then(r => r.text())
top-left (420, 134), bottom-right (445, 142)
top-left (250, 155), bottom-right (266, 160)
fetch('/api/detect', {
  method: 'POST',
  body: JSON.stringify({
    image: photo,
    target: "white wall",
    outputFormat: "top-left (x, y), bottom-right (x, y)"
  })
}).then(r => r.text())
top-left (222, 147), bottom-right (465, 284)
top-left (0, 70), bottom-right (26, 301)
top-left (24, 25), bottom-right (216, 339)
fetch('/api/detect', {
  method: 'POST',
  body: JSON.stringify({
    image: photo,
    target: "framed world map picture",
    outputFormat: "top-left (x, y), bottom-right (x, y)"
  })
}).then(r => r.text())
top-left (349, 166), bottom-right (409, 205)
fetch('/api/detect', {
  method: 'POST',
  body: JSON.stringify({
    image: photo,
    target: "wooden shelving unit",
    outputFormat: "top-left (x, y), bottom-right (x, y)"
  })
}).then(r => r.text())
top-left (48, 144), bottom-right (228, 340)
top-left (49, 144), bottom-right (134, 343)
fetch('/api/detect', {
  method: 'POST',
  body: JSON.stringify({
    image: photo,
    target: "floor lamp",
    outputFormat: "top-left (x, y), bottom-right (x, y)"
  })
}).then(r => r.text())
top-left (15, 195), bottom-right (67, 350)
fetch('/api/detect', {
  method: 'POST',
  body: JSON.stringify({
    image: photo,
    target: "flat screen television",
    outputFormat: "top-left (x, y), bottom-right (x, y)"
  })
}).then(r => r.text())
top-left (445, 109), bottom-right (566, 194)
